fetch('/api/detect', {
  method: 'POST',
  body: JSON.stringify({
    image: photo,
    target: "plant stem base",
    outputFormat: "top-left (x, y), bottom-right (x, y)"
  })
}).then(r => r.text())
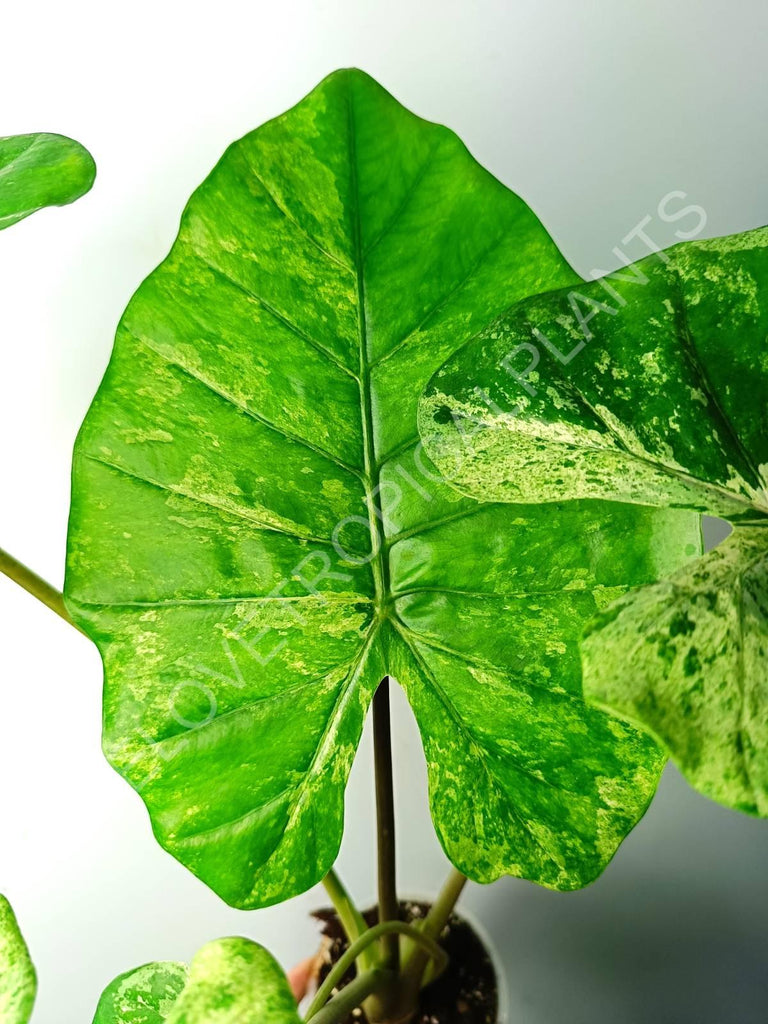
top-left (312, 900), bottom-right (499, 1024)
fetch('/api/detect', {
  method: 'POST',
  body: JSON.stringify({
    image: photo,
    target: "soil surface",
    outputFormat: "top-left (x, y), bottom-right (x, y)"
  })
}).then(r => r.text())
top-left (312, 899), bottom-right (498, 1024)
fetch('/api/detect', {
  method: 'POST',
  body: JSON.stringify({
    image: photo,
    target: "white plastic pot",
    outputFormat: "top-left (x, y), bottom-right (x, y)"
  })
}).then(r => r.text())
top-left (392, 892), bottom-right (508, 1024)
top-left (450, 902), bottom-right (509, 1024)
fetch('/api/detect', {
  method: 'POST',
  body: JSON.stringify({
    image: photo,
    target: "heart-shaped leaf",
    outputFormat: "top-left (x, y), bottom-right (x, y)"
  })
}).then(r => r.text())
top-left (166, 939), bottom-right (300, 1024)
top-left (0, 134), bottom-right (95, 231)
top-left (93, 940), bottom-right (300, 1024)
top-left (65, 69), bottom-right (701, 908)
top-left (0, 895), bottom-right (36, 1024)
top-left (419, 225), bottom-right (768, 814)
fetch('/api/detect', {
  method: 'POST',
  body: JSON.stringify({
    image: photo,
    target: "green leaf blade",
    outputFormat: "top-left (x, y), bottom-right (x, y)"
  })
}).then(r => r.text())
top-left (419, 228), bottom-right (768, 518)
top-left (0, 133), bottom-right (95, 230)
top-left (0, 895), bottom-right (36, 1024)
top-left (165, 939), bottom-right (300, 1024)
top-left (583, 525), bottom-right (768, 816)
top-left (66, 69), bottom-right (698, 905)
top-left (92, 962), bottom-right (188, 1024)
top-left (92, 941), bottom-right (300, 1024)
top-left (387, 495), bottom-right (699, 887)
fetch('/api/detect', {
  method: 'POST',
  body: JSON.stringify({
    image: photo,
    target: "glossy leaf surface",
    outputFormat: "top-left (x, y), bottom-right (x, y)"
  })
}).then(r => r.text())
top-left (92, 962), bottom-right (188, 1024)
top-left (66, 69), bottom-right (700, 907)
top-left (0, 896), bottom-right (36, 1024)
top-left (166, 939), bottom-right (300, 1024)
top-left (420, 226), bottom-right (768, 813)
top-left (93, 940), bottom-right (300, 1024)
top-left (0, 134), bottom-right (95, 230)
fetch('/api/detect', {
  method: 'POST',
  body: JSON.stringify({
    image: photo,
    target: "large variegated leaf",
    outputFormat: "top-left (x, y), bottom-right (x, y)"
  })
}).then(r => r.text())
top-left (0, 134), bottom-right (95, 230)
top-left (65, 68), bottom-right (700, 908)
top-left (419, 225), bottom-right (768, 814)
top-left (93, 940), bottom-right (300, 1024)
top-left (0, 895), bottom-right (36, 1024)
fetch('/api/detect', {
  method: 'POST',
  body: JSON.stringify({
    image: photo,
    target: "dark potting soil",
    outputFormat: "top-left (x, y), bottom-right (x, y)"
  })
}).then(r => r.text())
top-left (312, 900), bottom-right (498, 1024)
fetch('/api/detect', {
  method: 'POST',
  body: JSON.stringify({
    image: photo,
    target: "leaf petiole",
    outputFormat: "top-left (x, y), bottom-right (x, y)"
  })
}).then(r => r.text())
top-left (400, 868), bottom-right (467, 993)
top-left (0, 547), bottom-right (82, 633)
top-left (304, 921), bottom-right (447, 1022)
top-left (304, 967), bottom-right (390, 1024)
top-left (321, 870), bottom-right (375, 971)
top-left (373, 676), bottom-right (399, 970)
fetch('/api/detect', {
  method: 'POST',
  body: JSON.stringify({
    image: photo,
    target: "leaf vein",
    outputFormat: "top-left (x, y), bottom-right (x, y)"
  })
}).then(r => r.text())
top-left (123, 326), bottom-right (365, 481)
top-left (81, 452), bottom-right (366, 556)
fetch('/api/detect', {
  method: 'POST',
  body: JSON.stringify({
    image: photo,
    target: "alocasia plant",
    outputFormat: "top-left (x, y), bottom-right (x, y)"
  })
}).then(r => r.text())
top-left (3, 68), bottom-right (762, 1024)
top-left (62, 68), bottom-right (701, 919)
top-left (418, 224), bottom-right (768, 816)
top-left (0, 133), bottom-right (95, 231)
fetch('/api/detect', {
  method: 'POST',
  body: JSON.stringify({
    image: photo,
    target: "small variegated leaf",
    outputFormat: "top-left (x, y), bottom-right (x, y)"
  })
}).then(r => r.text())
top-left (0, 895), bottom-right (36, 1024)
top-left (165, 939), bottom-right (300, 1024)
top-left (92, 961), bottom-right (188, 1024)
top-left (0, 134), bottom-right (95, 230)
top-left (93, 941), bottom-right (300, 1024)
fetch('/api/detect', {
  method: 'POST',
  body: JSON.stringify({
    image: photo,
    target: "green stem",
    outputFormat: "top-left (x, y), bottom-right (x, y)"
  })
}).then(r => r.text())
top-left (304, 968), bottom-right (390, 1024)
top-left (420, 868), bottom-right (468, 942)
top-left (321, 870), bottom-right (375, 972)
top-left (400, 868), bottom-right (468, 992)
top-left (322, 870), bottom-right (367, 943)
top-left (0, 547), bottom-right (81, 632)
top-left (373, 676), bottom-right (399, 970)
top-left (304, 921), bottom-right (447, 1021)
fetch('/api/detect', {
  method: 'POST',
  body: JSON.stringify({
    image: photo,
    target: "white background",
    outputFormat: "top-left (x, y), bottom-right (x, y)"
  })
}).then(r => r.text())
top-left (2, 2), bottom-right (768, 1022)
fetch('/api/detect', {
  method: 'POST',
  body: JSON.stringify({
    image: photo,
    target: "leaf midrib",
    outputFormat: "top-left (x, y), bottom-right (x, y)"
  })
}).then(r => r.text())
top-left (0, 134), bottom-right (46, 178)
top-left (672, 264), bottom-right (768, 501)
top-left (347, 77), bottom-right (388, 617)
